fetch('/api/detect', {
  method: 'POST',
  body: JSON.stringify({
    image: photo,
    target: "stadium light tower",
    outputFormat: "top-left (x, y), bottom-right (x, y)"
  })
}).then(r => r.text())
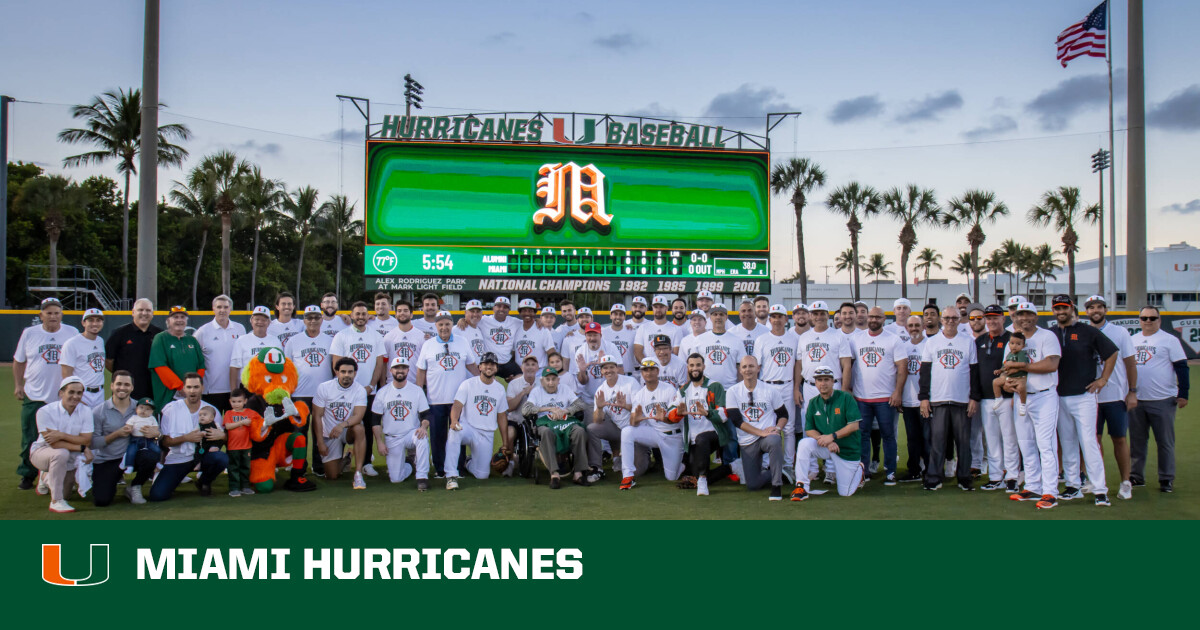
top-left (404, 74), bottom-right (424, 117)
top-left (1091, 148), bottom-right (1110, 297)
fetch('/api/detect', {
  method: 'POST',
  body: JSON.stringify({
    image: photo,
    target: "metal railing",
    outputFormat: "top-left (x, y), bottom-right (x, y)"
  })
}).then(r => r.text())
top-left (26, 265), bottom-right (131, 311)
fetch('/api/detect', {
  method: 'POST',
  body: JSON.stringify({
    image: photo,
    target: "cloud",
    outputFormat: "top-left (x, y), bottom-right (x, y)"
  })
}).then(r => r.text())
top-left (701, 84), bottom-right (793, 120)
top-left (574, 11), bottom-right (594, 23)
top-left (320, 127), bottom-right (365, 142)
top-left (1162, 199), bottom-right (1200, 215)
top-left (962, 115), bottom-right (1018, 141)
top-left (827, 95), bottom-right (883, 124)
top-left (593, 32), bottom-right (645, 52)
top-left (624, 102), bottom-right (680, 119)
top-left (1025, 70), bottom-right (1125, 131)
top-left (894, 90), bottom-right (963, 124)
top-left (230, 140), bottom-right (282, 156)
top-left (1147, 85), bottom-right (1200, 131)
top-left (484, 31), bottom-right (516, 45)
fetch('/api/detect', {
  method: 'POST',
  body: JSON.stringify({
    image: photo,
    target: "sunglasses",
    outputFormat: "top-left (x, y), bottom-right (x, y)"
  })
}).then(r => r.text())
top-left (1140, 316), bottom-right (1159, 322)
top-left (968, 316), bottom-right (983, 321)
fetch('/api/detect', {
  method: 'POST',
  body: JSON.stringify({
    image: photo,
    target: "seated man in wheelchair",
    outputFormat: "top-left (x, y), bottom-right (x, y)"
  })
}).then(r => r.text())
top-left (520, 367), bottom-right (591, 489)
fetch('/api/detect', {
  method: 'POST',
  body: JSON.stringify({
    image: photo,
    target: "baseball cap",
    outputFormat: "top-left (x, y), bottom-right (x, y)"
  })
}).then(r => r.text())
top-left (710, 304), bottom-right (728, 314)
top-left (812, 366), bottom-right (835, 379)
top-left (651, 334), bottom-right (672, 347)
top-left (984, 304), bottom-right (1005, 316)
top-left (136, 397), bottom-right (155, 410)
top-left (389, 356), bottom-right (410, 367)
top-left (59, 375), bottom-right (84, 390)
top-left (518, 298), bottom-right (538, 310)
top-left (610, 303), bottom-right (626, 313)
top-left (257, 347), bottom-right (286, 374)
top-left (1006, 295), bottom-right (1025, 308)
top-left (251, 305), bottom-right (271, 318)
top-left (577, 307), bottom-right (593, 316)
top-left (955, 292), bottom-right (972, 302)
top-left (522, 354), bottom-right (540, 364)
top-left (583, 322), bottom-right (602, 334)
top-left (540, 306), bottom-right (556, 315)
top-left (1015, 302), bottom-right (1037, 315)
top-left (39, 297), bottom-right (62, 309)
top-left (689, 310), bottom-right (707, 320)
top-left (1084, 294), bottom-right (1106, 307)
top-left (435, 310), bottom-right (453, 322)
top-left (808, 300), bottom-right (830, 312)
top-left (697, 290), bottom-right (714, 300)
top-left (303, 305), bottom-right (321, 316)
top-left (599, 355), bottom-right (620, 366)
top-left (540, 367), bottom-right (559, 377)
top-left (465, 299), bottom-right (483, 311)
top-left (968, 303), bottom-right (985, 314)
top-left (893, 298), bottom-right (911, 309)
top-left (791, 303), bottom-right (808, 313)
top-left (768, 304), bottom-right (787, 316)
top-left (493, 296), bottom-right (511, 306)
top-left (631, 296), bottom-right (648, 306)
top-left (82, 308), bottom-right (104, 320)
top-left (853, 300), bottom-right (868, 308)
top-left (478, 352), bottom-right (499, 365)
top-left (1051, 294), bottom-right (1073, 307)
top-left (639, 357), bottom-right (661, 370)
top-left (652, 296), bottom-right (669, 306)
top-left (168, 305), bottom-right (188, 317)
top-left (740, 296), bottom-right (754, 304)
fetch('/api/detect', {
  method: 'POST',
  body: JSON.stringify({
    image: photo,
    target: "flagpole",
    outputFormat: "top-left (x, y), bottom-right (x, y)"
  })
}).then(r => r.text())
top-left (1106, 0), bottom-right (1118, 307)
top-left (1126, 0), bottom-right (1146, 310)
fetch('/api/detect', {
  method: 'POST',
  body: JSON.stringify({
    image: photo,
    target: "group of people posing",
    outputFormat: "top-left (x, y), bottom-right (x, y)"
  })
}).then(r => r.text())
top-left (13, 288), bottom-right (1189, 512)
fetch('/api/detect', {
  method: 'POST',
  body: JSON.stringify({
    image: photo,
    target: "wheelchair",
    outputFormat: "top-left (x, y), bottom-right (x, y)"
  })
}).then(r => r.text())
top-left (510, 412), bottom-right (586, 485)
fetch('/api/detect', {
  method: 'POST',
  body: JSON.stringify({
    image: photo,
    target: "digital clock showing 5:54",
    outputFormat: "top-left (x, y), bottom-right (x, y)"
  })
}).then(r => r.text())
top-left (422, 254), bottom-right (454, 270)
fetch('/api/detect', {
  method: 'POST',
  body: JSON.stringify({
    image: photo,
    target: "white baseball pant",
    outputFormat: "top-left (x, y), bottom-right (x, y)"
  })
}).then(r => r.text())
top-left (1013, 390), bottom-right (1059, 497)
top-left (82, 390), bottom-right (104, 410)
top-left (619, 424), bottom-right (685, 480)
top-left (383, 430), bottom-right (430, 482)
top-left (445, 424), bottom-right (495, 480)
top-left (1057, 392), bottom-right (1107, 495)
top-left (970, 408), bottom-right (984, 470)
top-left (794, 437), bottom-right (863, 496)
top-left (768, 382), bottom-right (798, 472)
top-left (982, 398), bottom-right (1020, 482)
top-left (799, 382), bottom-right (821, 478)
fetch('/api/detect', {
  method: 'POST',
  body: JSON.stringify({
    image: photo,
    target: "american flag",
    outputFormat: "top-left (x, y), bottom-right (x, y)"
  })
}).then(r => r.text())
top-left (1057, 2), bottom-right (1108, 67)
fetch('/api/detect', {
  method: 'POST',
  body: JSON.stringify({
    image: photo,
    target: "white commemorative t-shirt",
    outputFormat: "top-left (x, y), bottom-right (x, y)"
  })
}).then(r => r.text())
top-left (902, 338), bottom-right (926, 407)
top-left (159, 399), bottom-right (218, 464)
top-left (634, 320), bottom-right (682, 351)
top-left (849, 330), bottom-right (905, 401)
top-left (368, 315), bottom-right (399, 340)
top-left (329, 326), bottom-right (385, 389)
top-left (453, 377), bottom-right (508, 432)
top-left (1132, 329), bottom-right (1187, 401)
top-left (268, 318), bottom-right (304, 348)
top-left (656, 355), bottom-right (688, 391)
top-left (1021, 327), bottom-right (1062, 393)
top-left (479, 315), bottom-right (521, 364)
top-left (559, 327), bottom-right (586, 362)
top-left (416, 335), bottom-right (476, 404)
top-left (313, 379), bottom-right (367, 437)
top-left (412, 317), bottom-right (438, 339)
top-left (32, 401), bottom-right (92, 450)
top-left (230, 332), bottom-right (284, 370)
top-left (569, 341), bottom-right (620, 403)
top-left (690, 330), bottom-right (745, 389)
top-left (60, 334), bottom-right (106, 392)
top-left (678, 332), bottom-right (707, 362)
top-left (525, 385), bottom-right (578, 418)
top-left (595, 375), bottom-right (638, 429)
top-left (753, 331), bottom-right (797, 385)
top-left (684, 382), bottom-right (716, 440)
top-left (728, 321), bottom-right (768, 357)
top-left (506, 376), bottom-right (538, 425)
top-left (196, 319), bottom-right (246, 394)
top-left (603, 325), bottom-right (637, 374)
top-left (320, 316), bottom-right (348, 339)
top-left (372, 380), bottom-right (430, 436)
top-left (552, 322), bottom-right (576, 351)
top-left (725, 381), bottom-right (782, 446)
top-left (631, 383), bottom-right (683, 433)
top-left (513, 323), bottom-right (554, 367)
top-left (796, 328), bottom-right (852, 385)
top-left (286, 332), bottom-right (332, 398)
top-left (920, 331), bottom-right (978, 404)
top-left (13, 324), bottom-right (79, 402)
top-left (886, 321), bottom-right (912, 343)
top-left (383, 325), bottom-right (427, 366)
top-left (1096, 321), bottom-right (1135, 403)
top-left (458, 324), bottom-right (487, 363)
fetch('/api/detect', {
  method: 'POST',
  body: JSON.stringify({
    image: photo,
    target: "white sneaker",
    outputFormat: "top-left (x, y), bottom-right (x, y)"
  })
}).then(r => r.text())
top-left (782, 467), bottom-right (796, 486)
top-left (446, 476), bottom-right (459, 491)
top-left (36, 472), bottom-right (48, 496)
top-left (696, 476), bottom-right (710, 496)
top-left (352, 472), bottom-right (366, 490)
top-left (48, 500), bottom-right (75, 513)
top-left (125, 485), bottom-right (146, 504)
top-left (228, 489), bottom-right (242, 497)
top-left (823, 472), bottom-right (837, 485)
top-left (1118, 480), bottom-right (1132, 500)
top-left (241, 487), bottom-right (255, 495)
top-left (868, 461), bottom-right (880, 474)
top-left (180, 475), bottom-right (193, 484)
top-left (612, 455), bottom-right (621, 473)
top-left (362, 463), bottom-right (379, 477)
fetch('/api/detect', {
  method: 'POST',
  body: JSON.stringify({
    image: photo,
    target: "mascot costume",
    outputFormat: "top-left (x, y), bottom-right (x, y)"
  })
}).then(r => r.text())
top-left (242, 347), bottom-right (317, 493)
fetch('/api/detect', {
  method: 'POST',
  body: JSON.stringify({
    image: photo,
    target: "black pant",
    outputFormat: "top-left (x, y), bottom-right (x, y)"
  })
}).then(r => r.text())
top-left (296, 396), bottom-right (322, 475)
top-left (901, 406), bottom-right (926, 475)
top-left (871, 429), bottom-right (882, 462)
top-left (429, 403), bottom-right (453, 476)
top-left (926, 403), bottom-right (971, 487)
top-left (202, 393), bottom-right (232, 416)
top-left (688, 432), bottom-right (732, 479)
top-left (497, 357), bottom-right (521, 380)
top-left (91, 453), bottom-right (156, 507)
top-left (361, 394), bottom-right (377, 466)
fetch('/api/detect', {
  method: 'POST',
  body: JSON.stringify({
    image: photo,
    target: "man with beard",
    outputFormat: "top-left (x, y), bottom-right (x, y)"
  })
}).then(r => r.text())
top-left (368, 292), bottom-right (399, 339)
top-left (849, 306), bottom-right (907, 486)
top-left (973, 305), bottom-right (1020, 492)
top-left (416, 312), bottom-right (479, 477)
top-left (560, 307), bottom-right (594, 361)
top-left (570, 322), bottom-right (621, 417)
top-left (966, 303), bottom-right (987, 479)
top-left (412, 293), bottom-right (441, 338)
top-left (954, 293), bottom-right (973, 335)
top-left (729, 298), bottom-right (768, 357)
top-left (445, 353), bottom-right (511, 489)
top-left (618, 358), bottom-right (686, 489)
top-left (677, 353), bottom-right (734, 495)
top-left (1005, 302), bottom-right (1064, 509)
top-left (854, 301), bottom-right (869, 332)
top-left (457, 300), bottom-right (487, 364)
top-left (918, 306), bottom-right (980, 492)
top-left (793, 301), bottom-right (853, 485)
top-left (268, 291), bottom-right (304, 348)
top-left (603, 303), bottom-right (638, 376)
top-left (466, 297), bottom-right (522, 379)
top-left (1085, 295), bottom-right (1138, 500)
top-left (898, 315), bottom-right (928, 482)
top-left (888, 298), bottom-right (913, 341)
top-left (786, 304), bottom-right (811, 342)
top-left (330, 301), bottom-right (388, 476)
top-left (652, 335), bottom-right (687, 391)
top-left (670, 297), bottom-right (690, 333)
top-left (319, 293), bottom-right (349, 339)
top-left (372, 356), bottom-right (432, 490)
top-left (148, 374), bottom-right (227, 501)
top-left (634, 296), bottom-right (681, 361)
top-left (754, 305), bottom-right (800, 484)
top-left (754, 296), bottom-right (771, 326)
top-left (552, 299), bottom-right (578, 350)
top-left (313, 359), bottom-right (368, 488)
top-left (512, 298), bottom-right (554, 368)
top-left (628, 296), bottom-right (648, 331)
top-left (591, 355), bottom-right (646, 479)
top-left (382, 299), bottom-right (427, 369)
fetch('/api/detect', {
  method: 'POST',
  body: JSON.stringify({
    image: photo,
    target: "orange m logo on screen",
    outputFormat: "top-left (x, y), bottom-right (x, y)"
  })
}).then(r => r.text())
top-left (533, 162), bottom-right (611, 235)
top-left (41, 543), bottom-right (110, 586)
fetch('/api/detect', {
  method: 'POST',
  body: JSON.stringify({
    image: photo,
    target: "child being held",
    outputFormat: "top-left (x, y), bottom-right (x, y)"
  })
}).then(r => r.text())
top-left (222, 387), bottom-right (262, 497)
top-left (993, 331), bottom-right (1029, 416)
top-left (197, 406), bottom-right (225, 453)
top-left (124, 397), bottom-right (162, 473)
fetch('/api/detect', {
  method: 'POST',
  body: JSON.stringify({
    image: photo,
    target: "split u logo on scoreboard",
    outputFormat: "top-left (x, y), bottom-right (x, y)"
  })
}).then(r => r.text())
top-left (533, 162), bottom-right (611, 235)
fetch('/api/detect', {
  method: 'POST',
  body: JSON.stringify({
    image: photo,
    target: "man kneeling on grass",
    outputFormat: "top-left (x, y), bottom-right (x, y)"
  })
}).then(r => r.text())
top-left (791, 366), bottom-right (864, 501)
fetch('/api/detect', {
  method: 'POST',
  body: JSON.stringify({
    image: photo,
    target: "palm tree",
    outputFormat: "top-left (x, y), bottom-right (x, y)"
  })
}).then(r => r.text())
top-left (240, 167), bottom-right (286, 307)
top-left (1024, 243), bottom-right (1064, 291)
top-left (57, 88), bottom-right (190, 299)
top-left (169, 180), bottom-right (216, 310)
top-left (943, 189), bottom-right (1009, 300)
top-left (14, 176), bottom-right (89, 287)
top-left (281, 186), bottom-right (326, 301)
top-left (863, 253), bottom-right (894, 303)
top-left (770, 158), bottom-right (827, 303)
top-left (913, 247), bottom-right (942, 303)
top-left (319, 195), bottom-right (362, 304)
top-left (882, 184), bottom-right (940, 298)
top-left (983, 249), bottom-right (1007, 302)
top-left (950, 252), bottom-right (973, 283)
top-left (998, 238), bottom-right (1026, 296)
top-left (1027, 186), bottom-right (1100, 300)
top-left (835, 248), bottom-right (863, 284)
top-left (187, 151), bottom-right (251, 298)
top-left (826, 182), bottom-right (882, 299)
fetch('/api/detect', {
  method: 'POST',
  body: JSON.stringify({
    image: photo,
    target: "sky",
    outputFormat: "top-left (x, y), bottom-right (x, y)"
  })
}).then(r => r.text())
top-left (2, 0), bottom-right (1198, 285)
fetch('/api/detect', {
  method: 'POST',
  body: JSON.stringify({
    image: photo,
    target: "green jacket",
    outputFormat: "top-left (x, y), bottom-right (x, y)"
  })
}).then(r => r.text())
top-left (676, 378), bottom-right (735, 447)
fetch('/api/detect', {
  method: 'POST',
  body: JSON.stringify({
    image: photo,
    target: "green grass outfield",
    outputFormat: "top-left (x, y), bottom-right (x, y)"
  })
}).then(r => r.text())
top-left (2, 365), bottom-right (1196, 521)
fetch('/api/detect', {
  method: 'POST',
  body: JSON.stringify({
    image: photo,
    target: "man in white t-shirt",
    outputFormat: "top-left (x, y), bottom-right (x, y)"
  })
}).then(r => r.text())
top-left (417, 312), bottom-right (479, 477)
top-left (652, 335), bottom-right (687, 390)
top-left (382, 299), bottom-right (427, 368)
top-left (678, 310), bottom-right (710, 362)
top-left (445, 353), bottom-right (510, 488)
top-left (313, 358), bottom-right (369, 489)
top-left (412, 292), bottom-right (441, 338)
top-left (512, 298), bottom-right (554, 368)
top-left (147, 374), bottom-right (227, 501)
top-left (1005, 302), bottom-right (1064, 509)
top-left (628, 296), bottom-right (649, 331)
top-left (753, 305), bottom-right (799, 483)
top-left (837, 302), bottom-right (861, 341)
top-left (690, 305), bottom-right (745, 390)
top-left (1085, 295), bottom-right (1139, 499)
top-left (559, 307), bottom-right (593, 360)
top-left (552, 300), bottom-right (578, 351)
top-left (603, 303), bottom-right (637, 376)
top-left (287, 305), bottom-right (333, 477)
top-left (918, 306), bottom-right (980, 492)
top-left (457, 300), bottom-right (487, 364)
top-left (473, 296), bottom-right (522, 379)
top-left (570, 322), bottom-right (620, 412)
top-left (505, 355), bottom-right (541, 473)
top-left (618, 357), bottom-right (686, 489)
top-left (898, 315), bottom-right (928, 482)
top-left (634, 296), bottom-right (681, 361)
top-left (679, 353), bottom-right (735, 495)
top-left (197, 295), bottom-right (246, 413)
top-left (590, 355), bottom-right (646, 478)
top-left (371, 356), bottom-right (432, 490)
top-left (1004, 295), bottom-right (1025, 333)
top-left (695, 290), bottom-right (715, 324)
top-left (520, 367), bottom-right (589, 489)
top-left (229, 306), bottom-right (284, 395)
top-left (319, 292), bottom-right (350, 339)
top-left (1128, 305), bottom-right (1189, 494)
top-left (850, 307), bottom-right (907, 485)
top-left (725, 356), bottom-right (788, 500)
top-left (29, 377), bottom-right (92, 513)
top-left (60, 308), bottom-right (107, 409)
top-left (794, 301), bottom-right (853, 425)
top-left (368, 291), bottom-right (400, 339)
top-left (888, 298), bottom-right (913, 342)
top-left (729, 298), bottom-right (768, 357)
top-left (13, 297), bottom-right (79, 490)
top-left (786, 303), bottom-right (811, 341)
top-left (670, 297), bottom-right (690, 334)
top-left (268, 291), bottom-right (304, 348)
top-left (330, 301), bottom-right (388, 475)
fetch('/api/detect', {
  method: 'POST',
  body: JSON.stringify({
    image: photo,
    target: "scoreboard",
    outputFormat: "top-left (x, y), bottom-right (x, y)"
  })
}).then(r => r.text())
top-left (364, 140), bottom-right (770, 293)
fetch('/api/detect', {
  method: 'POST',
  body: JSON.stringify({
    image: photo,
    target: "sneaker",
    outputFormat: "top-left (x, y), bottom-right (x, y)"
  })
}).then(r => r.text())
top-left (1118, 480), bottom-right (1132, 500)
top-left (884, 473), bottom-right (897, 486)
top-left (612, 455), bottom-right (622, 473)
top-left (1129, 477), bottom-right (1145, 488)
top-left (416, 478), bottom-right (429, 492)
top-left (730, 458), bottom-right (744, 481)
top-left (125, 485), bottom-right (146, 505)
top-left (981, 480), bottom-right (1005, 491)
top-left (1160, 481), bottom-right (1174, 493)
top-left (619, 477), bottom-right (636, 490)
top-left (727, 473), bottom-right (741, 484)
top-left (1036, 494), bottom-right (1057, 509)
top-left (48, 500), bottom-right (75, 513)
top-left (790, 486), bottom-right (809, 501)
top-left (1081, 481), bottom-right (1093, 494)
top-left (549, 476), bottom-right (561, 490)
top-left (899, 471), bottom-right (923, 483)
top-left (1094, 493), bottom-right (1110, 506)
top-left (969, 468), bottom-right (982, 480)
top-left (586, 471), bottom-right (603, 484)
top-left (923, 483), bottom-right (942, 491)
top-left (362, 463), bottom-right (379, 477)
top-left (1059, 486), bottom-right (1082, 501)
top-left (228, 489), bottom-right (242, 497)
top-left (1011, 490), bottom-right (1040, 501)
top-left (769, 485), bottom-right (783, 501)
top-left (1005, 480), bottom-right (1018, 493)
top-left (868, 461), bottom-right (880, 474)
top-left (573, 474), bottom-right (591, 487)
top-left (445, 477), bottom-right (459, 491)
top-left (241, 487), bottom-right (255, 495)
top-left (36, 472), bottom-right (48, 496)
top-left (17, 477), bottom-right (34, 490)
top-left (782, 467), bottom-right (796, 486)
top-left (503, 460), bottom-right (515, 477)
top-left (697, 476), bottom-right (709, 496)
top-left (823, 472), bottom-right (836, 485)
top-left (180, 475), bottom-right (193, 484)
top-left (958, 482), bottom-right (975, 492)
top-left (353, 472), bottom-right (366, 490)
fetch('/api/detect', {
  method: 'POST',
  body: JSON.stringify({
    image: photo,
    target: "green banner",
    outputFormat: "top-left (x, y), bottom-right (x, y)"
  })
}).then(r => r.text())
top-left (366, 275), bottom-right (767, 294)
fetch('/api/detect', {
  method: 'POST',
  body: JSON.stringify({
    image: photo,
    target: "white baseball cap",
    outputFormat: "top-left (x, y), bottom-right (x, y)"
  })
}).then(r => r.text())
top-left (768, 304), bottom-right (787, 316)
top-left (631, 296), bottom-right (648, 305)
top-left (465, 299), bottom-right (483, 311)
top-left (893, 298), bottom-right (911, 309)
top-left (791, 303), bottom-right (808, 313)
top-left (389, 356), bottom-right (410, 367)
top-left (639, 357), bottom-right (661, 370)
top-left (251, 306), bottom-right (271, 318)
top-left (540, 306), bottom-right (556, 315)
top-left (689, 310), bottom-right (707, 320)
top-left (493, 296), bottom-right (511, 305)
top-left (955, 292), bottom-right (972, 301)
top-left (577, 307), bottom-right (593, 315)
top-left (610, 303), bottom-right (626, 313)
top-left (599, 354), bottom-right (621, 366)
top-left (652, 296), bottom-right (669, 306)
top-left (1084, 294), bottom-right (1106, 307)
top-left (435, 310), bottom-right (454, 322)
top-left (808, 300), bottom-right (830, 312)
top-left (60, 375), bottom-right (84, 390)
top-left (303, 305), bottom-right (321, 316)
top-left (1014, 302), bottom-right (1037, 315)
top-left (82, 308), bottom-right (104, 320)
top-left (1007, 295), bottom-right (1024, 308)
top-left (697, 290), bottom-right (714, 300)
top-left (518, 298), bottom-right (538, 310)
top-left (740, 296), bottom-right (754, 304)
